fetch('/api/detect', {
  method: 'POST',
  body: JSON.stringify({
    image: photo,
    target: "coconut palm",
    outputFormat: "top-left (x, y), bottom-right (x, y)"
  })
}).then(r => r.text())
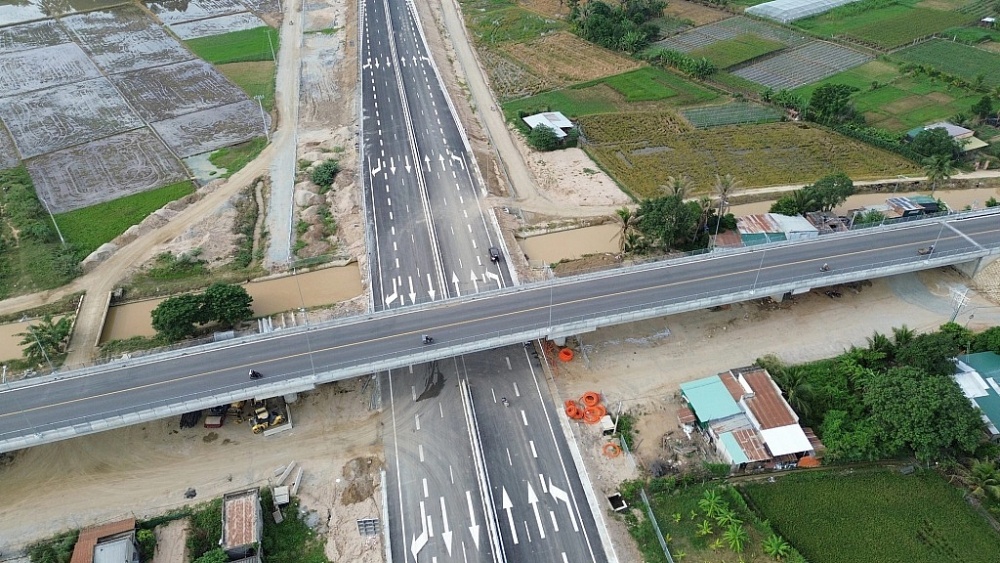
top-left (763, 534), bottom-right (792, 560)
top-left (968, 460), bottom-right (1000, 500)
top-left (773, 366), bottom-right (813, 419)
top-left (892, 325), bottom-right (916, 348)
top-left (713, 173), bottom-right (740, 219)
top-left (698, 489), bottom-right (725, 519)
top-left (661, 175), bottom-right (694, 199)
top-left (922, 154), bottom-right (955, 193)
top-left (611, 206), bottom-right (642, 255)
top-left (723, 523), bottom-right (750, 553)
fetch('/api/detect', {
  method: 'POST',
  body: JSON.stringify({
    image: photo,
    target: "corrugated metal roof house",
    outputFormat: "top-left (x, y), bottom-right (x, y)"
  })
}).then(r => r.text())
top-left (522, 111), bottom-right (574, 139)
top-left (737, 213), bottom-right (817, 245)
top-left (954, 352), bottom-right (1000, 441)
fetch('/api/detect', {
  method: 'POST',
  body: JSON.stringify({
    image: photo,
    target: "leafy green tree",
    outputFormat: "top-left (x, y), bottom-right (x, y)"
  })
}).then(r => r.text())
top-left (895, 332), bottom-right (960, 376)
top-left (967, 459), bottom-right (1000, 500)
top-left (910, 127), bottom-right (960, 159)
top-left (636, 194), bottom-right (704, 251)
top-left (203, 283), bottom-right (254, 327)
top-left (193, 548), bottom-right (229, 563)
top-left (151, 293), bottom-right (208, 341)
top-left (18, 314), bottom-right (72, 365)
top-left (136, 529), bottom-right (157, 561)
top-left (820, 409), bottom-right (881, 462)
top-left (526, 125), bottom-right (561, 151)
top-left (803, 172), bottom-right (854, 212)
top-left (769, 194), bottom-right (801, 216)
top-left (864, 366), bottom-right (984, 462)
top-left (807, 83), bottom-right (860, 124)
top-left (973, 326), bottom-right (1000, 353)
top-left (971, 95), bottom-right (994, 120)
top-left (762, 534), bottom-right (792, 560)
top-left (310, 159), bottom-right (340, 187)
top-left (769, 189), bottom-right (817, 216)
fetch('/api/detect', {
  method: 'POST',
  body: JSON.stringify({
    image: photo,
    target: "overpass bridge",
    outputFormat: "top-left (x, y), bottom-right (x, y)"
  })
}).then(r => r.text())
top-left (1, 210), bottom-right (999, 453)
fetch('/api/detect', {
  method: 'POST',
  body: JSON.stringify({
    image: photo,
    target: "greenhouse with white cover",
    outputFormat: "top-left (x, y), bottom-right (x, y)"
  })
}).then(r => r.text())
top-left (746, 0), bottom-right (864, 24)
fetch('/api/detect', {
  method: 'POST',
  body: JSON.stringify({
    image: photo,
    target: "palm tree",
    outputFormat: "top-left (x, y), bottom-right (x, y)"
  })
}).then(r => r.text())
top-left (611, 206), bottom-right (641, 255)
top-left (774, 366), bottom-right (813, 419)
top-left (763, 534), bottom-right (792, 560)
top-left (723, 523), bottom-right (750, 553)
top-left (713, 173), bottom-right (740, 219)
top-left (661, 175), bottom-right (694, 199)
top-left (698, 489), bottom-right (725, 519)
top-left (892, 325), bottom-right (916, 348)
top-left (968, 460), bottom-right (1000, 500)
top-left (922, 154), bottom-right (955, 193)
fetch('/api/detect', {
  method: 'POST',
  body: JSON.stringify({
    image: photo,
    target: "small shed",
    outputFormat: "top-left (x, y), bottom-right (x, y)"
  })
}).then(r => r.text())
top-left (522, 111), bottom-right (574, 138)
top-left (222, 488), bottom-right (264, 560)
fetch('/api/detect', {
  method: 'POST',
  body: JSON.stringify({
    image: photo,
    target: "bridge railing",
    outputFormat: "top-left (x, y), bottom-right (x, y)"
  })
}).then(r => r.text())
top-left (6, 210), bottom-right (999, 389)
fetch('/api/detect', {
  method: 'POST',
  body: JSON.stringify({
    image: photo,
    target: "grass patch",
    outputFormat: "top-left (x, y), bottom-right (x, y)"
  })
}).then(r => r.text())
top-left (55, 181), bottom-right (195, 256)
top-left (796, 4), bottom-right (973, 50)
top-left (185, 26), bottom-right (279, 64)
top-left (792, 60), bottom-right (982, 132)
top-left (896, 39), bottom-right (1000, 89)
top-left (261, 491), bottom-right (331, 563)
top-left (209, 137), bottom-right (268, 178)
top-left (689, 34), bottom-right (785, 69)
top-left (467, 7), bottom-right (564, 44)
top-left (503, 67), bottom-right (718, 119)
top-left (0, 166), bottom-right (81, 299)
top-left (217, 60), bottom-right (276, 111)
top-left (742, 469), bottom-right (1000, 562)
top-left (582, 118), bottom-right (920, 196)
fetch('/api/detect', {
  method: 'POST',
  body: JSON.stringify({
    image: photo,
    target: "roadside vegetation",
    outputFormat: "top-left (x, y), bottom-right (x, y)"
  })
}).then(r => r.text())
top-left (150, 282), bottom-right (254, 341)
top-left (56, 180), bottom-right (195, 256)
top-left (209, 137), bottom-right (269, 178)
top-left (0, 167), bottom-right (80, 299)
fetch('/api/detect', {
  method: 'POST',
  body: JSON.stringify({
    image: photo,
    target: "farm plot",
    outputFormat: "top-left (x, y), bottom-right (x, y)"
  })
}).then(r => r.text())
top-left (689, 34), bottom-right (786, 68)
top-left (741, 470), bottom-right (1000, 563)
top-left (796, 4), bottom-right (972, 51)
top-left (0, 20), bottom-right (70, 53)
top-left (502, 32), bottom-right (643, 87)
top-left (0, 78), bottom-right (144, 159)
top-left (169, 12), bottom-right (268, 40)
top-left (26, 128), bottom-right (188, 213)
top-left (897, 39), bottom-right (1000, 89)
top-left (0, 43), bottom-right (101, 98)
top-left (733, 40), bottom-right (871, 89)
top-left (62, 5), bottom-right (193, 74)
top-left (663, 0), bottom-right (731, 26)
top-left (467, 7), bottom-right (564, 44)
top-left (655, 16), bottom-right (809, 53)
top-left (239, 0), bottom-right (281, 14)
top-left (581, 119), bottom-right (918, 195)
top-left (0, 125), bottom-right (17, 169)
top-left (681, 102), bottom-right (783, 127)
top-left (479, 47), bottom-right (552, 99)
top-left (112, 59), bottom-right (248, 122)
top-left (152, 100), bottom-right (268, 157)
top-left (143, 0), bottom-right (247, 25)
top-left (0, 0), bottom-right (123, 27)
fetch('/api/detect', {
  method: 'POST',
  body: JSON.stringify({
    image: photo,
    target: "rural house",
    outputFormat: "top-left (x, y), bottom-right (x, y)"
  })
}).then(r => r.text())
top-left (953, 352), bottom-right (1000, 442)
top-left (522, 111), bottom-right (574, 139)
top-left (70, 518), bottom-right (140, 563)
top-left (907, 121), bottom-right (989, 153)
top-left (678, 367), bottom-right (821, 471)
top-left (737, 213), bottom-right (819, 245)
top-left (222, 488), bottom-right (264, 562)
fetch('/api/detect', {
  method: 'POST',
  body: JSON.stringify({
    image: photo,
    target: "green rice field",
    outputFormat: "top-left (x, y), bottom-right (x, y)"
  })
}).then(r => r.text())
top-left (689, 34), bottom-right (786, 69)
top-left (795, 3), bottom-right (972, 50)
top-left (186, 26), bottom-right (279, 64)
top-left (896, 39), bottom-right (1000, 89)
top-left (742, 470), bottom-right (1000, 563)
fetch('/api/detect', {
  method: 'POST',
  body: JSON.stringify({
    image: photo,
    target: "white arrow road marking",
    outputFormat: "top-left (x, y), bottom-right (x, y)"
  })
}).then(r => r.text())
top-left (466, 490), bottom-right (481, 550)
top-left (549, 481), bottom-right (579, 532)
top-left (427, 273), bottom-right (436, 300)
top-left (440, 497), bottom-right (453, 556)
top-left (363, 58), bottom-right (371, 69)
top-left (369, 157), bottom-right (382, 177)
top-left (438, 153), bottom-right (446, 171)
top-left (451, 272), bottom-right (462, 297)
top-left (450, 152), bottom-right (463, 165)
top-left (469, 270), bottom-right (479, 293)
top-left (408, 276), bottom-right (417, 305)
top-left (390, 157), bottom-right (396, 174)
top-left (405, 155), bottom-right (412, 173)
top-left (501, 488), bottom-right (519, 544)
top-left (527, 484), bottom-right (545, 539)
top-left (485, 271), bottom-right (501, 287)
top-left (424, 154), bottom-right (431, 172)
top-left (411, 500), bottom-right (428, 559)
top-left (384, 278), bottom-right (398, 307)
top-left (374, 57), bottom-right (380, 69)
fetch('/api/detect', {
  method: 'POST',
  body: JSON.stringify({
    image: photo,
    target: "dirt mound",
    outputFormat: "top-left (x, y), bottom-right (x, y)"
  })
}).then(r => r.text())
top-left (340, 456), bottom-right (383, 505)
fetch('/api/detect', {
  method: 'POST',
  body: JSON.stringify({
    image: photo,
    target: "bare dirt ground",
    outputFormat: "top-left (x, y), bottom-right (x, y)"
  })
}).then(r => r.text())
top-left (0, 380), bottom-right (384, 561)
top-left (548, 269), bottom-right (1000, 562)
top-left (663, 0), bottom-right (732, 26)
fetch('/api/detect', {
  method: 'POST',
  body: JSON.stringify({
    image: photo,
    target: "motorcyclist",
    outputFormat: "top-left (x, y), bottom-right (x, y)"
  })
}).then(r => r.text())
top-left (820, 263), bottom-right (829, 272)
top-left (422, 334), bottom-right (433, 344)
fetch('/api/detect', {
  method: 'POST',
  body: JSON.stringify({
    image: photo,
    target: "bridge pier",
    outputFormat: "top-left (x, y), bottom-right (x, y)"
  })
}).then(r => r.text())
top-left (952, 255), bottom-right (999, 279)
top-left (550, 335), bottom-right (567, 346)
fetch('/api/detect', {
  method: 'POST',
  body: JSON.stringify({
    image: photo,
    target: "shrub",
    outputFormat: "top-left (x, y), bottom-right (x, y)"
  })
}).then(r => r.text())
top-left (310, 159), bottom-right (341, 188)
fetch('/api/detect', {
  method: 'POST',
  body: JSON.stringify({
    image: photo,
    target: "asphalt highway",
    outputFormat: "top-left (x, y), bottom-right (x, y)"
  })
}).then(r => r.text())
top-left (361, 0), bottom-right (510, 311)
top-left (1, 212), bottom-right (997, 450)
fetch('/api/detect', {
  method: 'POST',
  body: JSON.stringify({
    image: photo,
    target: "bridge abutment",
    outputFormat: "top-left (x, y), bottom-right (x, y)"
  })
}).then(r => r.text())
top-left (952, 255), bottom-right (999, 279)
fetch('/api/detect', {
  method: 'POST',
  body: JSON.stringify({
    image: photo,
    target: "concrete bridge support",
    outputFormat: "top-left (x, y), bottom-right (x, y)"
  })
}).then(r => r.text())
top-left (952, 255), bottom-right (1000, 279)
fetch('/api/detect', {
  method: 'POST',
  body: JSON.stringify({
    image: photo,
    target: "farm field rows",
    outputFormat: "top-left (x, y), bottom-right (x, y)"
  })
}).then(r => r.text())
top-left (689, 34), bottom-right (786, 69)
top-left (581, 117), bottom-right (919, 196)
top-left (896, 39), bottom-right (1000, 89)
top-left (656, 15), bottom-right (810, 53)
top-left (501, 32), bottom-right (643, 90)
top-left (681, 102), bottom-right (783, 127)
top-left (501, 67), bottom-right (719, 120)
top-left (792, 61), bottom-right (982, 132)
top-left (733, 40), bottom-right (872, 90)
top-left (795, 3), bottom-right (972, 50)
top-left (742, 470), bottom-right (1000, 563)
